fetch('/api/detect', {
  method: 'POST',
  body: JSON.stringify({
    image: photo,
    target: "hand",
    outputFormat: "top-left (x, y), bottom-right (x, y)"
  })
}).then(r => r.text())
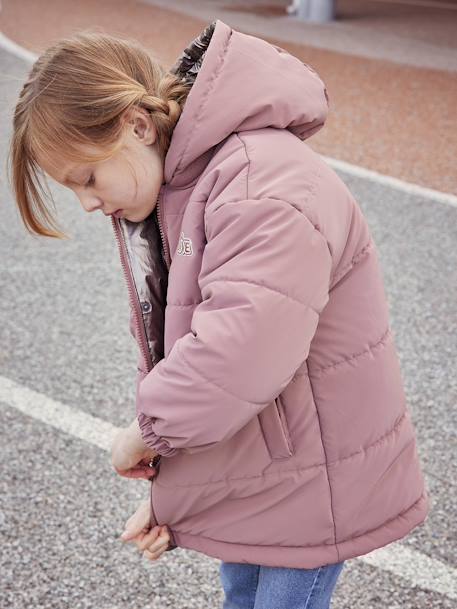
top-left (120, 498), bottom-right (170, 561)
top-left (111, 417), bottom-right (159, 480)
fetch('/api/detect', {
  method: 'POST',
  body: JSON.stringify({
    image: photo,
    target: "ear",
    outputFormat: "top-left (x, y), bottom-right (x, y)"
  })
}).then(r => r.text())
top-left (124, 107), bottom-right (157, 145)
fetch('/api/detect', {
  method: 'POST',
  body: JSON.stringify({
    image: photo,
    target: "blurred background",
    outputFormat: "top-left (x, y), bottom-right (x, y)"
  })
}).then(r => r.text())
top-left (0, 2), bottom-right (456, 608)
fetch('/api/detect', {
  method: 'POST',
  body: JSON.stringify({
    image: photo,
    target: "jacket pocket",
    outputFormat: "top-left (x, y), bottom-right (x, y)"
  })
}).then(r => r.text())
top-left (257, 395), bottom-right (294, 460)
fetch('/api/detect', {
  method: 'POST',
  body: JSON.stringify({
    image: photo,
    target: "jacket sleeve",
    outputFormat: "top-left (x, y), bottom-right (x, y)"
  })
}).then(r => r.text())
top-left (137, 197), bottom-right (332, 456)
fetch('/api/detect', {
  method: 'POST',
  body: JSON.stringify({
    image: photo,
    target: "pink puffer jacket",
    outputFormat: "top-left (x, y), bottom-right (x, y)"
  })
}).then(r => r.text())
top-left (111, 19), bottom-right (429, 569)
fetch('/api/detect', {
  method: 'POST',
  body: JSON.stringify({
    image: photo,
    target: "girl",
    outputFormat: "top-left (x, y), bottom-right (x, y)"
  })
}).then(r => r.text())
top-left (9, 19), bottom-right (429, 609)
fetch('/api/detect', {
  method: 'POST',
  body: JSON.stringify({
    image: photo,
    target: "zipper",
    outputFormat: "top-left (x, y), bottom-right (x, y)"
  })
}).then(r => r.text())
top-left (149, 476), bottom-right (178, 549)
top-left (156, 192), bottom-right (171, 271)
top-left (111, 193), bottom-right (175, 540)
top-left (149, 479), bottom-right (159, 528)
top-left (110, 188), bottom-right (170, 370)
top-left (111, 211), bottom-right (164, 447)
top-left (111, 214), bottom-right (153, 373)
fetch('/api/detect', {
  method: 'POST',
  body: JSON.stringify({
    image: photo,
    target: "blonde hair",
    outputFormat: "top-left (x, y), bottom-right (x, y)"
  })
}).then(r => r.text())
top-left (7, 29), bottom-right (193, 239)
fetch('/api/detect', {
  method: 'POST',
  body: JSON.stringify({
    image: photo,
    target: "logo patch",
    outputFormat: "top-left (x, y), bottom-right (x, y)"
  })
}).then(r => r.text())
top-left (177, 231), bottom-right (194, 256)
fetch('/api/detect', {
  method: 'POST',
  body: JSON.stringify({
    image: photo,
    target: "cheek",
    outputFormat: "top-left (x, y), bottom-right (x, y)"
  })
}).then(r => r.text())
top-left (103, 172), bottom-right (134, 202)
top-left (137, 158), bottom-right (158, 192)
top-left (124, 166), bottom-right (144, 202)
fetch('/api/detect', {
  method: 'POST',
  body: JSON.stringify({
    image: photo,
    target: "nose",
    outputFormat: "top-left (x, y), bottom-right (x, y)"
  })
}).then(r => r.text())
top-left (79, 194), bottom-right (103, 213)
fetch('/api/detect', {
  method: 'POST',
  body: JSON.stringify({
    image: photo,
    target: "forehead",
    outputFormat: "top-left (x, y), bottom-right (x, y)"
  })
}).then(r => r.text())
top-left (62, 165), bottom-right (90, 186)
top-left (37, 150), bottom-right (80, 184)
top-left (37, 144), bottom-right (103, 185)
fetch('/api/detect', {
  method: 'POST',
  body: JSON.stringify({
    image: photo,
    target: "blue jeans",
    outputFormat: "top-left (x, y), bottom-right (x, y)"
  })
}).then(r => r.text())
top-left (219, 560), bottom-right (345, 609)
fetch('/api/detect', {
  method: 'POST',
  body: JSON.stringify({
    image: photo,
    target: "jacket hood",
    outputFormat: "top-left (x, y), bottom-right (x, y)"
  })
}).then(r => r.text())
top-left (166, 19), bottom-right (329, 187)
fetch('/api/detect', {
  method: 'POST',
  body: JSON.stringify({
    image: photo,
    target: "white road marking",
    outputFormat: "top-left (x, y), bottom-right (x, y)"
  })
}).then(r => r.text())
top-left (0, 374), bottom-right (118, 451)
top-left (321, 156), bottom-right (457, 208)
top-left (359, 542), bottom-right (457, 600)
top-left (0, 374), bottom-right (456, 600)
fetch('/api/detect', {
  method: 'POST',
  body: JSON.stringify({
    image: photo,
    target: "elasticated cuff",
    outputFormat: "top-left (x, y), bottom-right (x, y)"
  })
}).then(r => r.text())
top-left (137, 412), bottom-right (179, 457)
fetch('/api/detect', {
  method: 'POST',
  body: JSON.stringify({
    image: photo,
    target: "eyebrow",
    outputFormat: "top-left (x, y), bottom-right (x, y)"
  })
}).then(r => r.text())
top-left (62, 168), bottom-right (87, 186)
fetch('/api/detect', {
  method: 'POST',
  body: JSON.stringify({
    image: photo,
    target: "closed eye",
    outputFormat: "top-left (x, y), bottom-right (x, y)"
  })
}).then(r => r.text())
top-left (85, 173), bottom-right (95, 187)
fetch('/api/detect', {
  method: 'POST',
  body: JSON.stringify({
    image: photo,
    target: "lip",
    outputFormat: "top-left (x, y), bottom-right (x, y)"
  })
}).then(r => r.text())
top-left (112, 209), bottom-right (124, 218)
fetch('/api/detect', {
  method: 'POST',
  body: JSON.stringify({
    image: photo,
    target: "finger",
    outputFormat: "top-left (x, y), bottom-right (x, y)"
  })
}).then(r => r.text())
top-left (122, 528), bottom-right (147, 543)
top-left (120, 499), bottom-right (151, 542)
top-left (131, 527), bottom-right (162, 552)
top-left (121, 517), bottom-right (156, 542)
top-left (136, 526), bottom-right (163, 551)
top-left (144, 528), bottom-right (170, 554)
top-left (122, 469), bottom-right (155, 480)
top-left (127, 531), bottom-right (147, 546)
top-left (146, 538), bottom-right (169, 556)
top-left (143, 544), bottom-right (168, 561)
top-left (115, 466), bottom-right (157, 480)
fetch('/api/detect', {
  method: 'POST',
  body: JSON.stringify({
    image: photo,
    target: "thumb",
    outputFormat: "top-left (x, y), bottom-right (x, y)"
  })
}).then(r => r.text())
top-left (120, 500), bottom-right (151, 541)
top-left (120, 516), bottom-right (148, 541)
top-left (120, 525), bottom-right (147, 542)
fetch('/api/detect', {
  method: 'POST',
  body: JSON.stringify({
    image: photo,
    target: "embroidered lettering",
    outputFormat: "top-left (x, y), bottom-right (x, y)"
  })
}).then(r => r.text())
top-left (177, 231), bottom-right (194, 256)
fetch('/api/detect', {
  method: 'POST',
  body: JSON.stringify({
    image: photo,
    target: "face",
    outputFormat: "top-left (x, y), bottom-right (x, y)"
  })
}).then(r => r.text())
top-left (39, 107), bottom-right (165, 223)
